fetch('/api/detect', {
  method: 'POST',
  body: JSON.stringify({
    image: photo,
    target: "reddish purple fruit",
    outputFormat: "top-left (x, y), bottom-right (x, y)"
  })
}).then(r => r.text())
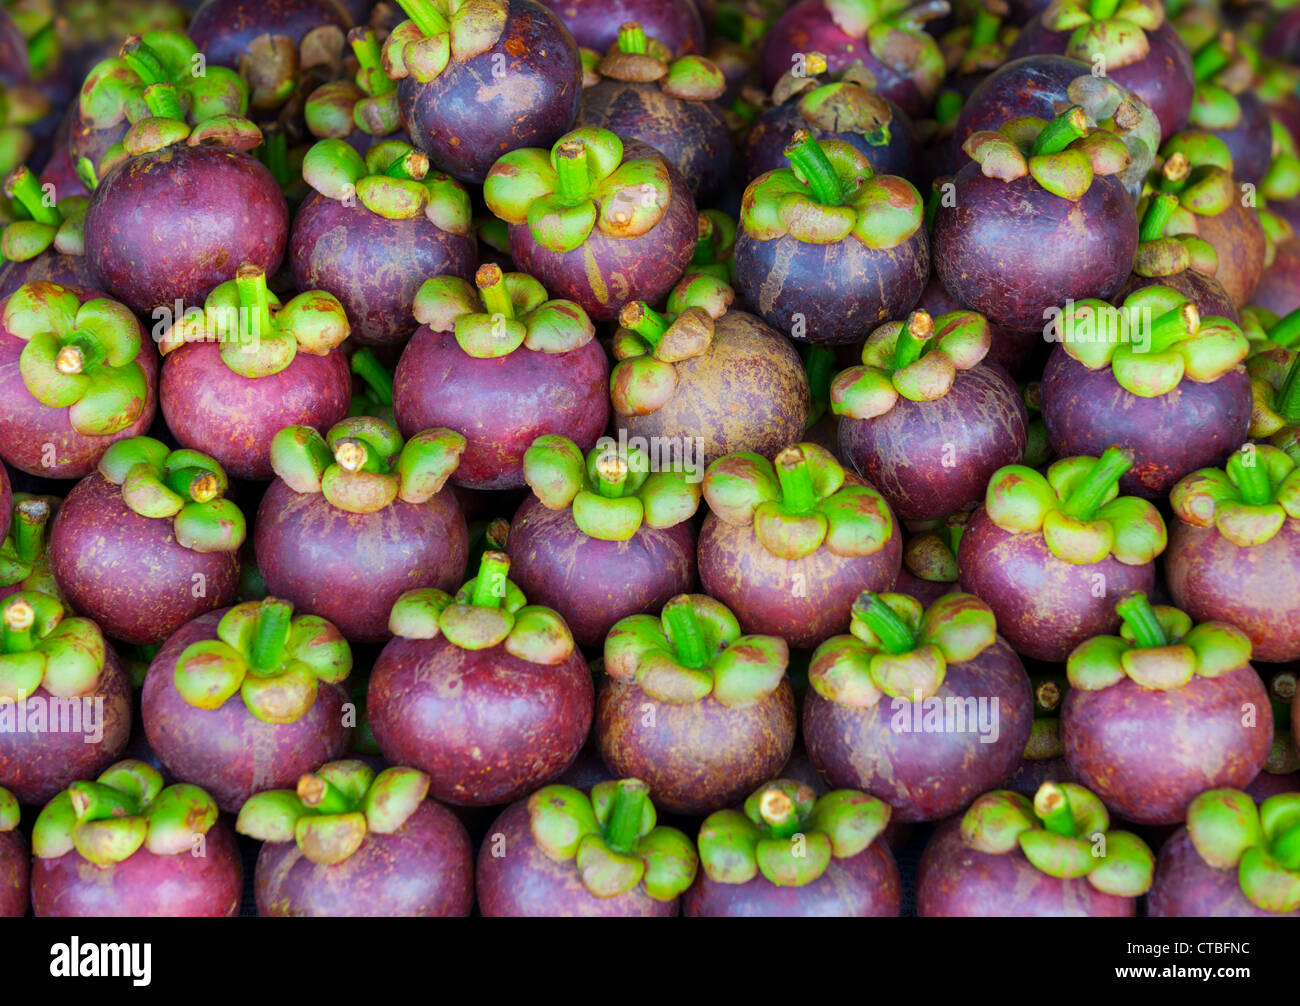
top-left (1148, 826), bottom-right (1300, 918)
top-left (0, 789), bottom-right (25, 917)
top-left (538, 0), bottom-right (706, 55)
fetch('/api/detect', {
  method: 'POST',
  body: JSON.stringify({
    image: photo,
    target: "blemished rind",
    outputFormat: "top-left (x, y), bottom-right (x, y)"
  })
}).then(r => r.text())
top-left (0, 828), bottom-right (27, 917)
top-left (1148, 827), bottom-right (1300, 917)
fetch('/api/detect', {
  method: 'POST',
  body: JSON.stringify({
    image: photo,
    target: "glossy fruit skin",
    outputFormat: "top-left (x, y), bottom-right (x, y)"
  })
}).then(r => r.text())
top-left (1252, 236), bottom-right (1300, 317)
top-left (697, 505), bottom-right (902, 650)
top-left (685, 841), bottom-right (899, 916)
top-left (507, 140), bottom-right (697, 322)
top-left (1148, 826), bottom-right (1300, 918)
top-left (1116, 269), bottom-right (1239, 324)
top-left (1004, 756), bottom-right (1075, 796)
top-left (393, 328), bottom-right (609, 491)
top-left (49, 473), bottom-right (241, 645)
top-left (1166, 519), bottom-right (1300, 663)
top-left (1040, 350), bottom-right (1251, 500)
top-left (734, 225), bottom-right (929, 346)
top-left (255, 799), bottom-right (474, 917)
top-left (289, 191), bottom-right (477, 348)
top-left (368, 634), bottom-right (592, 806)
top-left (504, 493), bottom-right (697, 648)
top-left (957, 505), bottom-right (1157, 662)
top-left (0, 645), bottom-right (131, 807)
top-left (1063, 667), bottom-right (1271, 826)
top-left (161, 343), bottom-right (352, 481)
top-left (804, 638), bottom-right (1032, 822)
top-left (0, 829), bottom-right (26, 917)
top-left (917, 817), bottom-right (1135, 916)
top-left (254, 477), bottom-right (468, 643)
top-left (596, 676), bottom-right (796, 815)
top-left (1194, 203), bottom-right (1265, 310)
top-left (615, 310), bottom-right (809, 469)
top-left (0, 286), bottom-right (160, 480)
top-left (537, 0), bottom-right (706, 55)
top-left (476, 797), bottom-right (678, 916)
top-left (141, 609), bottom-right (352, 814)
top-left (0, 253), bottom-right (100, 300)
top-left (579, 80), bottom-right (732, 202)
top-left (84, 145), bottom-right (289, 315)
top-left (399, 1), bottom-right (583, 184)
top-left (0, 466), bottom-right (8, 539)
top-left (933, 162), bottom-right (1137, 334)
top-left (32, 818), bottom-right (243, 917)
top-left (839, 362), bottom-right (1028, 522)
top-left (188, 0), bottom-right (351, 67)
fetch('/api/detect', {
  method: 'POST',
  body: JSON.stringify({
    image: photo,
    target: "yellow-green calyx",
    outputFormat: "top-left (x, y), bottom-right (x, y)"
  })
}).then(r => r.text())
top-left (1042, 0), bottom-right (1164, 69)
top-left (527, 778), bottom-right (698, 900)
top-left (302, 137), bottom-right (472, 233)
top-left (1068, 592), bottom-right (1252, 691)
top-left (820, 0), bottom-right (946, 105)
top-left (1054, 286), bottom-right (1247, 396)
top-left (809, 591), bottom-right (997, 707)
top-left (0, 591), bottom-right (105, 702)
top-left (522, 434), bottom-right (702, 542)
top-left (689, 209), bottom-right (737, 283)
top-left (173, 597), bottom-right (351, 723)
top-left (0, 495), bottom-right (57, 594)
top-left (237, 761), bottom-right (430, 865)
top-left (0, 79), bottom-right (49, 177)
top-left (270, 417), bottom-right (465, 515)
top-left (305, 27), bottom-right (402, 139)
top-left (961, 782), bottom-right (1155, 896)
top-left (5, 281), bottom-right (146, 436)
top-left (1247, 320), bottom-right (1300, 438)
top-left (1185, 789), bottom-right (1300, 913)
top-left (1170, 445), bottom-right (1300, 547)
top-left (983, 447), bottom-right (1167, 564)
top-left (414, 264), bottom-right (595, 358)
top-left (741, 130), bottom-right (923, 246)
top-left (98, 438), bottom-right (247, 553)
top-left (388, 550), bottom-right (576, 663)
top-left (768, 55), bottom-right (894, 144)
top-left (159, 263), bottom-right (350, 376)
top-left (1149, 131), bottom-right (1237, 230)
top-left (591, 21), bottom-right (726, 101)
top-left (963, 105), bottom-right (1132, 199)
top-left (699, 779), bottom-right (891, 887)
top-left (0, 787), bottom-right (16, 832)
top-left (703, 443), bottom-right (894, 560)
top-left (1, 166), bottom-right (86, 262)
top-left (33, 760), bottom-right (218, 866)
top-left (484, 127), bottom-right (674, 254)
top-left (830, 308), bottom-right (990, 418)
top-left (610, 273), bottom-right (735, 416)
top-left (605, 593), bottom-right (789, 706)
top-left (940, 8), bottom-right (1016, 77)
top-left (381, 0), bottom-right (509, 85)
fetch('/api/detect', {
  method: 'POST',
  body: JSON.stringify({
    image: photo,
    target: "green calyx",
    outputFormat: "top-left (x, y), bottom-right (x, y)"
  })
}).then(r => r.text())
top-left (159, 263), bottom-right (350, 376)
top-left (689, 210), bottom-right (737, 283)
top-left (740, 130), bottom-right (922, 248)
top-left (172, 597), bottom-right (350, 723)
top-left (962, 106), bottom-right (1131, 200)
top-left (302, 138), bottom-right (472, 234)
top-left (702, 443), bottom-right (893, 560)
top-left (1, 166), bottom-right (87, 262)
top-left (1042, 0), bottom-right (1163, 69)
top-left (0, 495), bottom-right (57, 593)
top-left (821, 0), bottom-right (946, 104)
top-left (830, 308), bottom-right (990, 418)
top-left (961, 783), bottom-right (1155, 896)
top-left (593, 21), bottom-right (727, 101)
top-left (0, 787), bottom-right (15, 832)
top-left (699, 780), bottom-right (890, 887)
top-left (238, 762), bottom-right (430, 865)
top-left (413, 264), bottom-right (595, 358)
top-left (302, 27), bottom-right (402, 139)
top-left (605, 594), bottom-right (789, 707)
top-left (1154, 132), bottom-right (1237, 220)
top-left (269, 418), bottom-right (465, 515)
top-left (111, 78), bottom-right (262, 164)
top-left (1067, 592), bottom-right (1253, 691)
top-left (1186, 790), bottom-right (1300, 912)
top-left (1248, 342), bottom-right (1300, 439)
top-left (1055, 286), bottom-right (1246, 396)
top-left (1170, 445), bottom-right (1300, 547)
top-left (387, 550), bottom-right (576, 663)
top-left (33, 760), bottom-right (218, 866)
top-left (485, 127), bottom-right (673, 254)
top-left (1134, 191), bottom-right (1220, 277)
top-left (381, 0), bottom-right (508, 86)
top-left (0, 591), bottom-right (105, 702)
top-left (98, 438), bottom-right (246, 553)
top-left (528, 779), bottom-right (698, 900)
top-left (809, 591), bottom-right (996, 707)
top-left (984, 447), bottom-right (1167, 565)
top-left (610, 273), bottom-right (734, 415)
top-left (522, 434), bottom-right (702, 542)
top-left (4, 281), bottom-right (146, 436)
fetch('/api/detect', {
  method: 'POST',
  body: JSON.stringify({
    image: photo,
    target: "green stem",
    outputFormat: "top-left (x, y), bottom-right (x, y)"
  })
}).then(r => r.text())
top-left (1160, 152), bottom-right (1190, 193)
top-left (4, 166), bottom-right (60, 226)
top-left (166, 467), bottom-right (219, 503)
top-left (296, 774), bottom-right (353, 814)
top-left (892, 310), bottom-right (934, 370)
top-left (471, 551), bottom-right (510, 609)
top-left (662, 598), bottom-right (709, 669)
top-left (396, 0), bottom-right (451, 36)
top-left (235, 264), bottom-right (274, 343)
top-left (120, 36), bottom-right (169, 86)
top-left (773, 447), bottom-right (816, 513)
top-left (249, 598), bottom-right (293, 672)
top-left (1030, 107), bottom-right (1089, 157)
top-left (851, 592), bottom-right (916, 654)
top-left (692, 213), bottom-right (716, 266)
top-left (1034, 676), bottom-right (1064, 715)
top-left (1146, 303), bottom-right (1199, 354)
top-left (68, 781), bottom-right (140, 822)
top-left (384, 148), bottom-right (429, 180)
top-left (1233, 449), bottom-right (1273, 505)
top-left (11, 499), bottom-right (49, 564)
top-left (1060, 446), bottom-right (1134, 520)
top-left (350, 349), bottom-right (394, 406)
top-left (475, 264), bottom-right (514, 320)
top-left (1034, 782), bottom-right (1077, 837)
top-left (1, 597), bottom-right (34, 653)
top-left (804, 345), bottom-right (836, 407)
top-left (1275, 351), bottom-right (1300, 422)
top-left (617, 21), bottom-right (648, 55)
top-left (1088, 0), bottom-right (1120, 19)
top-left (554, 141), bottom-right (591, 202)
top-left (934, 89), bottom-right (963, 126)
top-left (259, 131), bottom-right (290, 188)
top-left (1139, 193), bottom-right (1178, 242)
top-left (757, 788), bottom-right (801, 840)
top-left (619, 301), bottom-right (669, 345)
top-left (142, 82), bottom-right (184, 121)
top-left (784, 130), bottom-right (844, 206)
top-left (1115, 592), bottom-right (1167, 647)
top-left (349, 27), bottom-right (396, 96)
top-left (1274, 822), bottom-right (1300, 871)
top-left (603, 780), bottom-right (649, 854)
top-left (1193, 37), bottom-right (1232, 83)
top-left (1269, 307), bottom-right (1300, 350)
top-left (969, 8), bottom-right (1001, 48)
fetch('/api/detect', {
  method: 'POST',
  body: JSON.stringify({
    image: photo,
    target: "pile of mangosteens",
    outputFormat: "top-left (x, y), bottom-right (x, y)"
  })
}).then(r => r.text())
top-left (1, 0), bottom-right (1298, 923)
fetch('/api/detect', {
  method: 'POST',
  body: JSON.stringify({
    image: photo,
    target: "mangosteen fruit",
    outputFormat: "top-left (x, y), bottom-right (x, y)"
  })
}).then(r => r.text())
top-left (0, 787), bottom-right (25, 916)
top-left (538, 0), bottom-right (707, 55)
top-left (0, 166), bottom-right (96, 300)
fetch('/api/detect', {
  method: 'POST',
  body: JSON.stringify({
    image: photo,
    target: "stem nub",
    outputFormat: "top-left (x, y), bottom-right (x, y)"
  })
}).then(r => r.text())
top-left (1233, 449), bottom-right (1273, 505)
top-left (969, 7), bottom-right (1002, 48)
top-left (384, 148), bottom-right (429, 180)
top-left (142, 82), bottom-right (184, 121)
top-left (297, 774), bottom-right (353, 814)
top-left (12, 499), bottom-right (50, 565)
top-left (603, 779), bottom-right (649, 854)
top-left (1, 597), bottom-right (34, 653)
top-left (784, 130), bottom-right (844, 207)
top-left (851, 592), bottom-right (916, 654)
top-left (1146, 302), bottom-right (1199, 354)
top-left (349, 26), bottom-right (396, 95)
top-left (617, 21), bottom-right (648, 55)
top-left (470, 550), bottom-right (510, 609)
top-left (1030, 106), bottom-right (1089, 157)
top-left (120, 35), bottom-right (170, 86)
top-left (619, 301), bottom-right (668, 344)
top-left (1270, 307), bottom-right (1300, 350)
top-left (350, 349), bottom-right (393, 406)
top-left (1139, 193), bottom-right (1178, 243)
top-left (594, 450), bottom-right (629, 499)
top-left (1193, 34), bottom-right (1233, 83)
top-left (757, 787), bottom-right (800, 839)
top-left (396, 0), bottom-right (451, 37)
top-left (1034, 782), bottom-right (1077, 837)
top-left (475, 263), bottom-right (513, 320)
top-left (1277, 351), bottom-right (1300, 422)
top-left (4, 166), bottom-right (61, 227)
top-left (1060, 446), bottom-right (1134, 521)
top-left (1160, 152), bottom-right (1191, 192)
top-left (554, 141), bottom-right (591, 202)
top-left (773, 447), bottom-right (817, 513)
top-left (1115, 592), bottom-right (1168, 648)
top-left (891, 310), bottom-right (934, 371)
top-left (1088, 0), bottom-right (1120, 19)
top-left (662, 597), bottom-right (709, 670)
top-left (235, 263), bottom-right (274, 343)
top-left (250, 598), bottom-right (293, 672)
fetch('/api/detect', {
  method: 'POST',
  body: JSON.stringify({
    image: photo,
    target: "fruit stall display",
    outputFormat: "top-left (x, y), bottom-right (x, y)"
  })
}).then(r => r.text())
top-left (1, 0), bottom-right (1300, 919)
